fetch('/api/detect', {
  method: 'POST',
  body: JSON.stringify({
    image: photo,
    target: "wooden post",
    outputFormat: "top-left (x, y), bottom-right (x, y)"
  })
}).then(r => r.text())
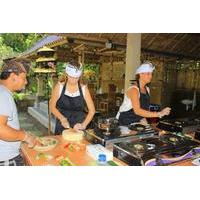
top-left (81, 51), bottom-right (85, 65)
top-left (124, 33), bottom-right (141, 91)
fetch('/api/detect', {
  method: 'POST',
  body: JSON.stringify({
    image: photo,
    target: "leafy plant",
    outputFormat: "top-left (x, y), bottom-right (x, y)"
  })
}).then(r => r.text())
top-left (56, 62), bottom-right (65, 76)
top-left (83, 64), bottom-right (99, 74)
top-left (13, 93), bottom-right (27, 101)
top-left (83, 64), bottom-right (99, 81)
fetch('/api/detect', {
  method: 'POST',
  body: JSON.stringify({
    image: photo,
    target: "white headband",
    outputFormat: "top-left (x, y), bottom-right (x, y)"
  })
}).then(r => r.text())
top-left (135, 63), bottom-right (155, 74)
top-left (65, 63), bottom-right (83, 78)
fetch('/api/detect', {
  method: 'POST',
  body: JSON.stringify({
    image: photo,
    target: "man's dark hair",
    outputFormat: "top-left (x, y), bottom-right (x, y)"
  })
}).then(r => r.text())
top-left (0, 59), bottom-right (30, 80)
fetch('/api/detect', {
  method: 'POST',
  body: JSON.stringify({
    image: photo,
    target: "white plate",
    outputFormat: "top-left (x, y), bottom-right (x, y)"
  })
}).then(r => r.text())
top-left (34, 137), bottom-right (58, 152)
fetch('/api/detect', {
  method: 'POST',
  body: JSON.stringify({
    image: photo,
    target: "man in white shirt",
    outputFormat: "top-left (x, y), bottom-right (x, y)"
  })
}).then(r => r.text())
top-left (0, 59), bottom-right (37, 166)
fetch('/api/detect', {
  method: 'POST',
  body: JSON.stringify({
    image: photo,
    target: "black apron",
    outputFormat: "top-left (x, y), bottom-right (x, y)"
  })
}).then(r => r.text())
top-left (118, 81), bottom-right (150, 126)
top-left (54, 82), bottom-right (87, 135)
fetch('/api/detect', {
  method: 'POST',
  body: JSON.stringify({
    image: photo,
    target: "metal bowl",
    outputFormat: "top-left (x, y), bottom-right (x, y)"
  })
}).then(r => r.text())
top-left (97, 118), bottom-right (119, 132)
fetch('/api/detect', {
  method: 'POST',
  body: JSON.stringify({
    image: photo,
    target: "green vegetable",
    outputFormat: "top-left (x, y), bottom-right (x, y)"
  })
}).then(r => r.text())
top-left (52, 140), bottom-right (57, 145)
top-left (60, 158), bottom-right (74, 166)
top-left (36, 153), bottom-right (46, 160)
top-left (69, 144), bottom-right (74, 151)
top-left (107, 161), bottom-right (118, 166)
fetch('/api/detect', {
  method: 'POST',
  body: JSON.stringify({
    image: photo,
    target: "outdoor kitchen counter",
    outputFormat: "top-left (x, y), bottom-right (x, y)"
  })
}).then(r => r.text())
top-left (21, 135), bottom-right (127, 166)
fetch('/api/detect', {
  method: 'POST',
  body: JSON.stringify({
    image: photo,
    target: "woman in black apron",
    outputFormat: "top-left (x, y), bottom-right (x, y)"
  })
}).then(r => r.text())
top-left (50, 62), bottom-right (95, 134)
top-left (117, 62), bottom-right (171, 126)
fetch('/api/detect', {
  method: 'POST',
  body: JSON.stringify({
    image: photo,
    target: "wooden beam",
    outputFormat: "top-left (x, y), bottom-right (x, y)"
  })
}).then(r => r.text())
top-left (98, 33), bottom-right (102, 38)
top-left (73, 44), bottom-right (85, 51)
top-left (170, 34), bottom-right (188, 51)
top-left (141, 48), bottom-right (200, 60)
top-left (146, 33), bottom-right (160, 48)
top-left (175, 36), bottom-right (194, 54)
top-left (110, 33), bottom-right (116, 40)
top-left (162, 34), bottom-right (179, 49)
top-left (142, 33), bottom-right (149, 41)
top-left (97, 47), bottom-right (108, 52)
top-left (189, 41), bottom-right (200, 53)
top-left (73, 49), bottom-right (125, 57)
top-left (63, 33), bottom-right (126, 47)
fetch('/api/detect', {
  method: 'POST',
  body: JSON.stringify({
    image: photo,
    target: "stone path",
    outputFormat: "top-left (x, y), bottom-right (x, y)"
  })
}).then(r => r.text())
top-left (18, 111), bottom-right (48, 136)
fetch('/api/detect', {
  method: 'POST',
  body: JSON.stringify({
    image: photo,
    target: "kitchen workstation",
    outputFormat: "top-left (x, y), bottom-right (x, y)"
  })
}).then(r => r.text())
top-left (21, 116), bottom-right (200, 166)
top-left (1, 33), bottom-right (200, 167)
top-left (1, 4), bottom-right (200, 200)
top-left (20, 34), bottom-right (200, 166)
top-left (1, 4), bottom-right (199, 200)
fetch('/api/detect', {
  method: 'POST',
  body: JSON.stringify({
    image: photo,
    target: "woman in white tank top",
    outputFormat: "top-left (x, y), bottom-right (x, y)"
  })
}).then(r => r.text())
top-left (117, 62), bottom-right (171, 126)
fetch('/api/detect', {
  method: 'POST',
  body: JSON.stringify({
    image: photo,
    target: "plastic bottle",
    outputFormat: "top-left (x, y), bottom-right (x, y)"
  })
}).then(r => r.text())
top-left (97, 154), bottom-right (109, 166)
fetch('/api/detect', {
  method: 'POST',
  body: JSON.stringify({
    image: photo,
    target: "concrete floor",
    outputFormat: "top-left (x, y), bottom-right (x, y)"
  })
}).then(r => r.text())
top-left (18, 111), bottom-right (48, 136)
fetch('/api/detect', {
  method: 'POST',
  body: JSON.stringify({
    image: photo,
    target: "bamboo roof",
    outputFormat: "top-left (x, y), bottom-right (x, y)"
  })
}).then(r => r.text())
top-left (19, 33), bottom-right (200, 61)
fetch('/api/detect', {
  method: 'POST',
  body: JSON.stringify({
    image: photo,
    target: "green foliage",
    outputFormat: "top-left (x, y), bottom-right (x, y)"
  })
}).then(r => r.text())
top-left (56, 62), bottom-right (65, 76)
top-left (83, 63), bottom-right (99, 82)
top-left (0, 37), bottom-right (16, 67)
top-left (0, 33), bottom-right (44, 96)
top-left (13, 93), bottom-right (27, 101)
top-left (83, 63), bottom-right (99, 74)
top-left (0, 34), bottom-right (100, 98)
top-left (30, 83), bottom-right (37, 94)
top-left (55, 62), bottom-right (100, 76)
top-left (0, 33), bottom-right (43, 69)
top-left (0, 33), bottom-right (43, 53)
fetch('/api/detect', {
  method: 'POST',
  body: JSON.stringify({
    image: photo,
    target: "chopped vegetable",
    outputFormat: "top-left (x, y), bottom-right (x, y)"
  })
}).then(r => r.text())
top-left (107, 161), bottom-right (118, 166)
top-left (64, 143), bottom-right (70, 149)
top-left (69, 144), bottom-right (75, 152)
top-left (60, 158), bottom-right (74, 166)
top-left (36, 153), bottom-right (53, 160)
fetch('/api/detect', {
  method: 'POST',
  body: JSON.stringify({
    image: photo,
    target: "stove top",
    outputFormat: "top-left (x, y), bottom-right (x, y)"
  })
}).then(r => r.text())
top-left (162, 117), bottom-right (200, 126)
top-left (113, 133), bottom-right (200, 166)
top-left (157, 117), bottom-right (200, 133)
top-left (93, 124), bottom-right (158, 140)
top-left (85, 124), bottom-right (158, 147)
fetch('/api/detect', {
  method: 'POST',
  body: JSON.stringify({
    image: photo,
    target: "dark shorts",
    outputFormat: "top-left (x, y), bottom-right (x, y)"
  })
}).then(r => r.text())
top-left (0, 154), bottom-right (25, 166)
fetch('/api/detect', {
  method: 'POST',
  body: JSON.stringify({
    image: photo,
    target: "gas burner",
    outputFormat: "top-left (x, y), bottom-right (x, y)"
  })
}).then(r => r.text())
top-left (113, 133), bottom-right (200, 166)
top-left (147, 143), bottom-right (156, 150)
top-left (160, 134), bottom-right (182, 145)
top-left (132, 143), bottom-right (156, 151)
top-left (128, 123), bottom-right (152, 132)
top-left (85, 122), bottom-right (158, 148)
top-left (174, 121), bottom-right (182, 125)
top-left (157, 117), bottom-right (200, 134)
top-left (133, 144), bottom-right (145, 151)
top-left (169, 137), bottom-right (179, 142)
top-left (129, 124), bottom-right (145, 131)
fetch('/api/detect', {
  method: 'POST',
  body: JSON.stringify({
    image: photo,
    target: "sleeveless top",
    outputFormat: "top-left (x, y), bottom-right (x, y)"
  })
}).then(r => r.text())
top-left (58, 82), bottom-right (86, 98)
top-left (117, 81), bottom-right (150, 126)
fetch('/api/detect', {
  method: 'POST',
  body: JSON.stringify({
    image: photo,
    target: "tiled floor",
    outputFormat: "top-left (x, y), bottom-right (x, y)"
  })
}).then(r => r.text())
top-left (18, 111), bottom-right (48, 136)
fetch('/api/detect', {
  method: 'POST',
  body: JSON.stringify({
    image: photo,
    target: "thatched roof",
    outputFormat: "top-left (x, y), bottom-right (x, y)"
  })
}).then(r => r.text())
top-left (19, 33), bottom-right (200, 61)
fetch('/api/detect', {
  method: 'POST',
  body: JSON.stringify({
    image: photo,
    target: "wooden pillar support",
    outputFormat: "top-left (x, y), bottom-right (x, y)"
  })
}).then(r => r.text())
top-left (124, 33), bottom-right (141, 91)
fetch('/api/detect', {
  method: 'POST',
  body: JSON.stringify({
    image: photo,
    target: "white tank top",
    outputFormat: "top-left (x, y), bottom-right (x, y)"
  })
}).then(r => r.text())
top-left (58, 82), bottom-right (86, 98)
top-left (116, 85), bottom-right (150, 119)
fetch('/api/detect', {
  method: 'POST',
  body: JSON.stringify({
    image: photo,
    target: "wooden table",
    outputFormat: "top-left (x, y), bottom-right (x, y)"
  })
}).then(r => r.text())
top-left (170, 159), bottom-right (195, 166)
top-left (21, 136), bottom-right (127, 166)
